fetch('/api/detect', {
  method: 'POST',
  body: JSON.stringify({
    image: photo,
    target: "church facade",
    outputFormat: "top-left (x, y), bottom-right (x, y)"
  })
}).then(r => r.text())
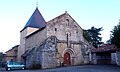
top-left (17, 7), bottom-right (92, 69)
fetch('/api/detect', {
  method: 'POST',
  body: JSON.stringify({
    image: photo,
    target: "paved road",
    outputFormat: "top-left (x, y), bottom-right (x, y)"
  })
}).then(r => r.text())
top-left (0, 65), bottom-right (120, 72)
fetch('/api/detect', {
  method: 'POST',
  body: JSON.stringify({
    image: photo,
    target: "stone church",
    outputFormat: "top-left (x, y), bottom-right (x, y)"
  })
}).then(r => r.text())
top-left (17, 7), bottom-right (92, 69)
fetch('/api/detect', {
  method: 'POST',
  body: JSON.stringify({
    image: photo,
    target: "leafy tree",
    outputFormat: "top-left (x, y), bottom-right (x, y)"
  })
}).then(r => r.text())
top-left (110, 21), bottom-right (120, 48)
top-left (83, 30), bottom-right (92, 42)
top-left (83, 26), bottom-right (103, 48)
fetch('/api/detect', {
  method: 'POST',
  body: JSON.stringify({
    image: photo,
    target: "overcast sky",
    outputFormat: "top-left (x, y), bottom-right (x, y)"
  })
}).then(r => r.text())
top-left (0, 0), bottom-right (120, 52)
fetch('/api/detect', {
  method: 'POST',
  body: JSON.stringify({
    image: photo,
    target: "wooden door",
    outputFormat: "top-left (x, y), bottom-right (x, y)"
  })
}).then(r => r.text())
top-left (64, 52), bottom-right (71, 65)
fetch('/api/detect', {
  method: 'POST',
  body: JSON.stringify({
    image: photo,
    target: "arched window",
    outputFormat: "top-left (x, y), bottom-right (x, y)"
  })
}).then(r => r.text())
top-left (66, 19), bottom-right (69, 26)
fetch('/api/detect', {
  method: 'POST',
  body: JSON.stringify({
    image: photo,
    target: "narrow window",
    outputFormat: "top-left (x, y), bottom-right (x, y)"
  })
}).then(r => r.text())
top-left (76, 30), bottom-right (78, 33)
top-left (66, 19), bottom-right (69, 26)
top-left (67, 33), bottom-right (69, 47)
top-left (55, 28), bottom-right (57, 31)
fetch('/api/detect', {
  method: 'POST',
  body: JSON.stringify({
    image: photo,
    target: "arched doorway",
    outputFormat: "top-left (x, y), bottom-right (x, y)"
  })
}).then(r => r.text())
top-left (64, 52), bottom-right (71, 65)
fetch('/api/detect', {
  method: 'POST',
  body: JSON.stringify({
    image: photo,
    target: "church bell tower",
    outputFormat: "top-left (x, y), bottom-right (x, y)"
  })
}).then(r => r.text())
top-left (17, 6), bottom-right (46, 61)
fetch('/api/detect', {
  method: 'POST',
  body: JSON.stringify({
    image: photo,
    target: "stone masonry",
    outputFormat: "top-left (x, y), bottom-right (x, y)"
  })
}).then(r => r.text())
top-left (19, 8), bottom-right (93, 69)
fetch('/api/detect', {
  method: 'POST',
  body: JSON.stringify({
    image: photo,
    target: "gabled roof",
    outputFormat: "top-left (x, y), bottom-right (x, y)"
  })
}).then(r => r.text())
top-left (47, 11), bottom-right (83, 30)
top-left (20, 7), bottom-right (46, 32)
top-left (5, 45), bottom-right (19, 53)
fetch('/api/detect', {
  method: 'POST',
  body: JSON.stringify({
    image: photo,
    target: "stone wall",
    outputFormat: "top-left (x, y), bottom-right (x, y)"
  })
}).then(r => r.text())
top-left (41, 36), bottom-right (57, 68)
top-left (47, 12), bottom-right (91, 65)
top-left (116, 51), bottom-right (120, 66)
top-left (18, 27), bottom-right (39, 62)
top-left (111, 53), bottom-right (117, 64)
top-left (90, 53), bottom-right (97, 64)
top-left (56, 40), bottom-right (88, 66)
top-left (25, 35), bottom-right (90, 68)
top-left (25, 28), bottom-right (47, 51)
top-left (74, 44), bottom-right (83, 64)
top-left (26, 48), bottom-right (42, 68)
top-left (47, 12), bottom-right (83, 42)
top-left (25, 36), bottom-right (57, 69)
top-left (18, 29), bottom-right (27, 62)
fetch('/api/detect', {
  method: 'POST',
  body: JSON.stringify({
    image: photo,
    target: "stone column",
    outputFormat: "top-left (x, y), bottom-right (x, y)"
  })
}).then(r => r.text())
top-left (111, 53), bottom-right (116, 64)
top-left (116, 51), bottom-right (120, 66)
top-left (92, 53), bottom-right (97, 64)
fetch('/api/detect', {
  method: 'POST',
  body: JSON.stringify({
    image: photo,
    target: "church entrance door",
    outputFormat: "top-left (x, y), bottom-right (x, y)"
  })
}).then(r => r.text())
top-left (64, 52), bottom-right (71, 65)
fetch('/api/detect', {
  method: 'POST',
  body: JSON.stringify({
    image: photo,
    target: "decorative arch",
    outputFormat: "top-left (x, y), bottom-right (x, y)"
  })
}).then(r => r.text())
top-left (62, 48), bottom-right (76, 65)
top-left (62, 48), bottom-right (75, 57)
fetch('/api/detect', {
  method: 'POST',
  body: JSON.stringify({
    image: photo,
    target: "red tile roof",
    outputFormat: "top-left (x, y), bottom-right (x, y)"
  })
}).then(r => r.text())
top-left (91, 44), bottom-right (120, 53)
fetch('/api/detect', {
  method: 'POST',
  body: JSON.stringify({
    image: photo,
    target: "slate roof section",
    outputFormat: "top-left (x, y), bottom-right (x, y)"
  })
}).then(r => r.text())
top-left (20, 7), bottom-right (46, 32)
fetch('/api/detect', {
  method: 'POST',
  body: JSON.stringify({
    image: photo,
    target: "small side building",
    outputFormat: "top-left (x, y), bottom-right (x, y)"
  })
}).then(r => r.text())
top-left (5, 45), bottom-right (19, 62)
top-left (91, 44), bottom-right (120, 65)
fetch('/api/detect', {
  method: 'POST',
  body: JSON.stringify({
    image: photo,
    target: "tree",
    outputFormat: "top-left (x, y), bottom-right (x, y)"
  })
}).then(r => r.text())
top-left (110, 21), bottom-right (120, 48)
top-left (83, 26), bottom-right (103, 48)
top-left (83, 30), bottom-right (92, 42)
